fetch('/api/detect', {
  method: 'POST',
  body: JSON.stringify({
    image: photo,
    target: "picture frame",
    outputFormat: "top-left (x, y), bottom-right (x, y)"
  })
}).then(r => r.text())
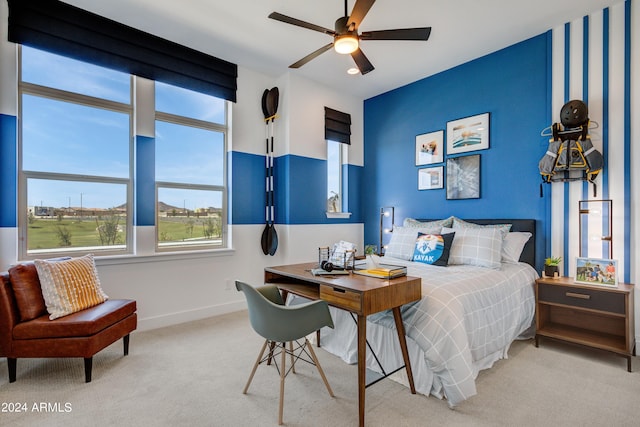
top-left (446, 154), bottom-right (480, 199)
top-left (418, 166), bottom-right (444, 190)
top-left (446, 112), bottom-right (490, 155)
top-left (575, 257), bottom-right (618, 287)
top-left (415, 130), bottom-right (444, 166)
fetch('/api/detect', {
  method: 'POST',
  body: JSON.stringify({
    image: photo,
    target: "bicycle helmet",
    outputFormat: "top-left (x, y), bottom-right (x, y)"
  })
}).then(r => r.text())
top-left (560, 99), bottom-right (588, 128)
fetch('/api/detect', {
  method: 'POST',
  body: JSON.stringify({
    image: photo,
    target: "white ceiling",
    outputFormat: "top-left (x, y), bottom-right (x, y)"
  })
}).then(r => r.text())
top-left (65, 0), bottom-right (619, 100)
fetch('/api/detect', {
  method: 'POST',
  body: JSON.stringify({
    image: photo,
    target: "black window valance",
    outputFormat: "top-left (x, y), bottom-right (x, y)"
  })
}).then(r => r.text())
top-left (324, 107), bottom-right (351, 145)
top-left (7, 0), bottom-right (238, 102)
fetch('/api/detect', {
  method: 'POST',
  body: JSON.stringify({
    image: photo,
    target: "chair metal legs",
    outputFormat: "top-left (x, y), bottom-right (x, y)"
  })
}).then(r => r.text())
top-left (243, 338), bottom-right (334, 425)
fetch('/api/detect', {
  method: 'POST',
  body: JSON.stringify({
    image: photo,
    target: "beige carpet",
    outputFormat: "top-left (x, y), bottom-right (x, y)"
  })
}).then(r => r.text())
top-left (1, 310), bottom-right (640, 427)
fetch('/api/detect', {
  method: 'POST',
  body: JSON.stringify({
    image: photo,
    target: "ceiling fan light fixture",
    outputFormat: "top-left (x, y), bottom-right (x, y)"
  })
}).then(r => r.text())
top-left (334, 34), bottom-right (359, 54)
top-left (347, 67), bottom-right (360, 75)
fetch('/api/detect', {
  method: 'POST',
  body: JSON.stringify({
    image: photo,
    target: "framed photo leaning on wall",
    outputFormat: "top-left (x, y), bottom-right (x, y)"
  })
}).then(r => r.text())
top-left (446, 112), bottom-right (490, 155)
top-left (575, 257), bottom-right (618, 286)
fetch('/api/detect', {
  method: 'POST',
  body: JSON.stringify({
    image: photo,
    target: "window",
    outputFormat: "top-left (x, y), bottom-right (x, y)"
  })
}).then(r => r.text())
top-left (19, 46), bottom-right (132, 257)
top-left (155, 82), bottom-right (228, 250)
top-left (327, 140), bottom-right (342, 213)
top-left (18, 47), bottom-right (229, 258)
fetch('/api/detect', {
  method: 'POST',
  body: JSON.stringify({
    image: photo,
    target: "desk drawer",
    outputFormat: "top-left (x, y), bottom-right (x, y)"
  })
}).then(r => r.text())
top-left (319, 284), bottom-right (362, 312)
top-left (538, 284), bottom-right (625, 314)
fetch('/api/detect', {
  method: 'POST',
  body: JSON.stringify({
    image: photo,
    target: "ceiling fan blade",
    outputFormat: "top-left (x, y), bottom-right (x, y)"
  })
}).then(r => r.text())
top-left (361, 27), bottom-right (432, 41)
top-left (269, 12), bottom-right (336, 36)
top-left (289, 43), bottom-right (334, 68)
top-left (347, 0), bottom-right (376, 30)
top-left (351, 48), bottom-right (374, 75)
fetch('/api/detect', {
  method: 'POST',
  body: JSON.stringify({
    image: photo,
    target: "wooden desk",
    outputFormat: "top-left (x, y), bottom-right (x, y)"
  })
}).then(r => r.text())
top-left (265, 262), bottom-right (422, 427)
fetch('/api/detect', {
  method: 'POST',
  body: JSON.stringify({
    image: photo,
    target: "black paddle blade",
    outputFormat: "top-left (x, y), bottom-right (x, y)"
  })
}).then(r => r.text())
top-left (360, 27), bottom-right (432, 41)
top-left (268, 225), bottom-right (278, 256)
top-left (289, 43), bottom-right (334, 68)
top-left (261, 89), bottom-right (270, 119)
top-left (267, 87), bottom-right (279, 118)
top-left (269, 12), bottom-right (336, 36)
top-left (351, 48), bottom-right (374, 75)
top-left (347, 0), bottom-right (376, 30)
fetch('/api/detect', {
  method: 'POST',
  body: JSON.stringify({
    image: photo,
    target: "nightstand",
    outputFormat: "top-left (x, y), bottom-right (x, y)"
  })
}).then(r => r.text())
top-left (535, 276), bottom-right (635, 371)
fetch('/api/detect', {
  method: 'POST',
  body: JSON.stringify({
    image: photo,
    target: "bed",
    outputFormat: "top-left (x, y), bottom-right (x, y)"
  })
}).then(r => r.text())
top-left (311, 217), bottom-right (539, 407)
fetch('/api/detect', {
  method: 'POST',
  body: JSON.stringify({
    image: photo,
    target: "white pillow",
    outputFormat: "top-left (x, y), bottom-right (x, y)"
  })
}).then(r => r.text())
top-left (385, 225), bottom-right (441, 260)
top-left (451, 217), bottom-right (512, 238)
top-left (501, 232), bottom-right (532, 264)
top-left (403, 216), bottom-right (454, 228)
top-left (444, 226), bottom-right (503, 269)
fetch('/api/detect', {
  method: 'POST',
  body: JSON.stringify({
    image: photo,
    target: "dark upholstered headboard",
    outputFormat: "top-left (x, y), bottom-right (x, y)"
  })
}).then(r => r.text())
top-left (416, 219), bottom-right (537, 268)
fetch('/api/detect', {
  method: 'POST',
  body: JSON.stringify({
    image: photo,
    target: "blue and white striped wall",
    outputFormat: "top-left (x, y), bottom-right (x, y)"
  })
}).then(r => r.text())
top-left (549, 0), bottom-right (638, 284)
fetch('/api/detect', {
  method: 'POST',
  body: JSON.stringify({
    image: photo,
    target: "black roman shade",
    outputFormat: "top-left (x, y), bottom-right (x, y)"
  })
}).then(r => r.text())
top-left (325, 107), bottom-right (351, 145)
top-left (7, 0), bottom-right (238, 102)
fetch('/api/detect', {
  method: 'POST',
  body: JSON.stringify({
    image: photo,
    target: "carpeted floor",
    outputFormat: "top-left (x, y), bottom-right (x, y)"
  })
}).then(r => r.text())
top-left (1, 310), bottom-right (640, 426)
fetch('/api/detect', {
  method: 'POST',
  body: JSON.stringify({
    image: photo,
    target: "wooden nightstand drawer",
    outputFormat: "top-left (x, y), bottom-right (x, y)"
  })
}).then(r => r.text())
top-left (319, 284), bottom-right (362, 312)
top-left (537, 284), bottom-right (625, 314)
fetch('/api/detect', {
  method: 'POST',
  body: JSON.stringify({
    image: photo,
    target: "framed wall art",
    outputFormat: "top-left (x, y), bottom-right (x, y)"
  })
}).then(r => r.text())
top-left (415, 130), bottom-right (444, 166)
top-left (418, 166), bottom-right (444, 190)
top-left (446, 154), bottom-right (480, 200)
top-left (575, 257), bottom-right (618, 286)
top-left (446, 113), bottom-right (490, 155)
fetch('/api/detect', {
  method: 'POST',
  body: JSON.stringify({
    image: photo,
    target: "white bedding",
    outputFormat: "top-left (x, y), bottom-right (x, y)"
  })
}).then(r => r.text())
top-left (313, 259), bottom-right (538, 406)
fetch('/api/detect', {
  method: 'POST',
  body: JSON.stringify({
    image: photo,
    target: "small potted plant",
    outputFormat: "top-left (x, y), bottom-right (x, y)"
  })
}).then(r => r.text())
top-left (544, 256), bottom-right (562, 278)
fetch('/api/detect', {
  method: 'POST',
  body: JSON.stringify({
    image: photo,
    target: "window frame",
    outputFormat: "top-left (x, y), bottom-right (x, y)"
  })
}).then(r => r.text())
top-left (326, 140), bottom-right (352, 219)
top-left (17, 46), bottom-right (134, 259)
top-left (154, 101), bottom-right (229, 252)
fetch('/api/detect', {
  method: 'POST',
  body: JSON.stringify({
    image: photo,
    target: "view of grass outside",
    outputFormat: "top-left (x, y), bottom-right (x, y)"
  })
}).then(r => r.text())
top-left (157, 213), bottom-right (222, 246)
top-left (27, 210), bottom-right (222, 251)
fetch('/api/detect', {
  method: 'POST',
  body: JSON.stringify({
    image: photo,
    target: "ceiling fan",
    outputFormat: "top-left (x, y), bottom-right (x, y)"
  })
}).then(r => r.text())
top-left (268, 0), bottom-right (431, 75)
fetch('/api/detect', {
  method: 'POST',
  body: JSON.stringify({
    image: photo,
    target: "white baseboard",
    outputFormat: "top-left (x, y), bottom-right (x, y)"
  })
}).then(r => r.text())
top-left (135, 301), bottom-right (246, 332)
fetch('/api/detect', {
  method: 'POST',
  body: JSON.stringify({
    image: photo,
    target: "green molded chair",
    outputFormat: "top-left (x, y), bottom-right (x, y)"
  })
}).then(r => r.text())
top-left (236, 281), bottom-right (335, 425)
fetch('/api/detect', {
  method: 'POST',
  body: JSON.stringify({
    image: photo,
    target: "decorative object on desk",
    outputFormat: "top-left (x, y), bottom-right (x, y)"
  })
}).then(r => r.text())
top-left (579, 199), bottom-right (612, 259)
top-left (543, 256), bottom-right (561, 278)
top-left (575, 257), bottom-right (618, 286)
top-left (379, 206), bottom-right (394, 255)
top-left (354, 264), bottom-right (407, 279)
top-left (446, 112), bottom-right (490, 155)
top-left (415, 130), bottom-right (444, 165)
top-left (418, 166), bottom-right (444, 190)
top-left (446, 154), bottom-right (480, 200)
top-left (319, 242), bottom-right (356, 271)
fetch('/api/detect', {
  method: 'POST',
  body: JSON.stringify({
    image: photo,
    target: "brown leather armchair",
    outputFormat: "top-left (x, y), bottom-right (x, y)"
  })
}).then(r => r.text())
top-left (0, 262), bottom-right (137, 383)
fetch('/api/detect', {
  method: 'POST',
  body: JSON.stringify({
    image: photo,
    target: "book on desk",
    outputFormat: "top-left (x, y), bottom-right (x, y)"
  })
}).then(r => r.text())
top-left (353, 265), bottom-right (407, 279)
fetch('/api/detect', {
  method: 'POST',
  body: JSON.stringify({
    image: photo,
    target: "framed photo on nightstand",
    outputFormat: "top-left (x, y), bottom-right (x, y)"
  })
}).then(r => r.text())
top-left (575, 257), bottom-right (618, 286)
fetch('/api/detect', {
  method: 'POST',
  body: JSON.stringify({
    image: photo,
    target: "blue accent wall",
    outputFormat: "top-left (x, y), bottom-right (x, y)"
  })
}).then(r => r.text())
top-left (135, 135), bottom-right (155, 226)
top-left (364, 34), bottom-right (550, 270)
top-left (231, 151), bottom-right (267, 225)
top-left (231, 151), bottom-right (363, 225)
top-left (0, 114), bottom-right (17, 227)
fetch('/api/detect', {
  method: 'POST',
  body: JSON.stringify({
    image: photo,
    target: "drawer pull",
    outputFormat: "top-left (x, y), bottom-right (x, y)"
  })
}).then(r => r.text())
top-left (566, 292), bottom-right (590, 300)
top-left (333, 287), bottom-right (346, 293)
